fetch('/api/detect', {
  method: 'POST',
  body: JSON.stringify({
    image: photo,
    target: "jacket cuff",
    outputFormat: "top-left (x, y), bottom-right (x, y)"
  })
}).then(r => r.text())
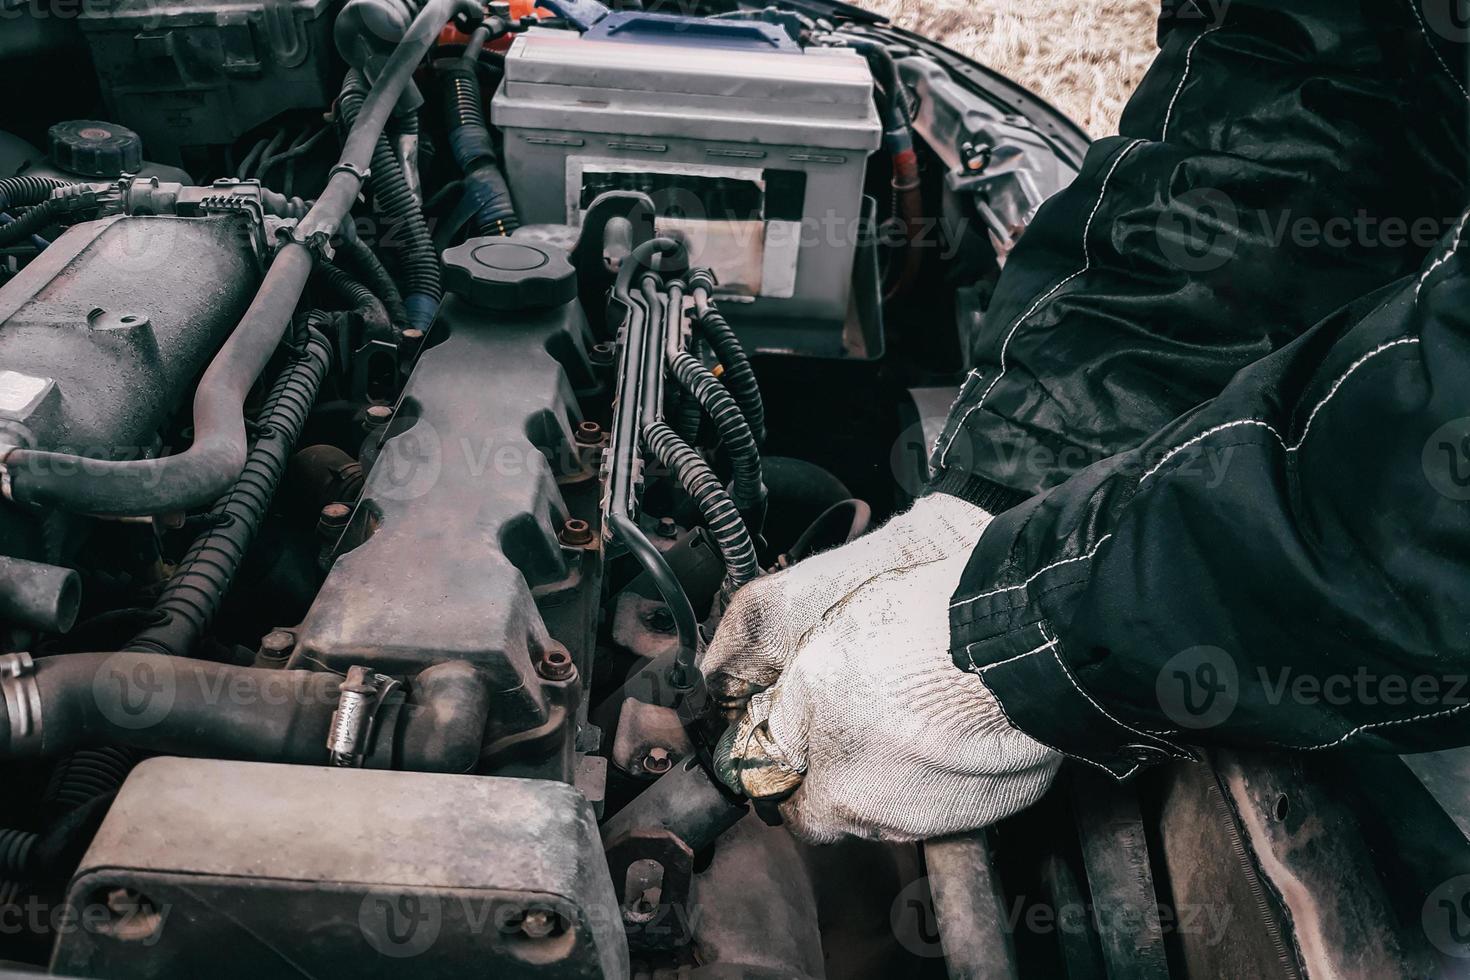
top-left (956, 623), bottom-right (1197, 779)
top-left (927, 469), bottom-right (1030, 515)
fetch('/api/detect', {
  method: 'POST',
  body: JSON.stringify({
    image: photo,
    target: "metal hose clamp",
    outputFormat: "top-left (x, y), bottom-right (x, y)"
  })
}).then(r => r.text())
top-left (329, 161), bottom-right (371, 183)
top-left (0, 652), bottom-right (43, 754)
top-left (326, 665), bottom-right (400, 767)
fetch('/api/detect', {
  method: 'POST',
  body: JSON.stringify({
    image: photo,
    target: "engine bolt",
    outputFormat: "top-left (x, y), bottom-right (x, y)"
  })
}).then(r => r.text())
top-left (362, 404), bottom-right (393, 432)
top-left (538, 647), bottom-right (575, 681)
top-left (559, 517), bottom-right (593, 546)
top-left (319, 502), bottom-right (352, 530)
top-left (590, 342), bottom-right (615, 365)
top-left (399, 327), bottom-right (425, 354)
top-left (255, 630), bottom-right (295, 668)
top-left (574, 420), bottom-right (603, 445)
top-left (643, 747), bottom-right (672, 775)
top-left (519, 908), bottom-right (558, 939)
top-left (655, 516), bottom-right (678, 539)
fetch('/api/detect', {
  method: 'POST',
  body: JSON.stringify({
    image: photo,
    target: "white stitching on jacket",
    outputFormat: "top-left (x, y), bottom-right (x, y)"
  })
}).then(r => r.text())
top-left (1138, 419), bottom-right (1287, 484)
top-left (972, 628), bottom-right (1141, 780)
top-left (1292, 698), bottom-right (1470, 751)
top-left (1162, 25), bottom-right (1222, 141)
top-left (1407, 0), bottom-right (1469, 99)
top-left (1289, 337), bottom-right (1421, 448)
top-left (1038, 624), bottom-right (1171, 747)
top-left (969, 632), bottom-right (1057, 672)
top-left (951, 534), bottom-right (1114, 610)
top-left (937, 138), bottom-right (1146, 469)
top-left (1416, 208), bottom-right (1470, 299)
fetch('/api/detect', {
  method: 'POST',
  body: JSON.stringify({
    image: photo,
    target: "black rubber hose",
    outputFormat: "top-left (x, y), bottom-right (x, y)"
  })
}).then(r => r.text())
top-left (644, 420), bottom-right (759, 592)
top-left (0, 0), bottom-right (478, 515)
top-left (316, 259), bottom-right (392, 344)
top-left (318, 259), bottom-right (383, 316)
top-left (43, 746), bottom-right (135, 816)
top-left (0, 654), bottom-right (490, 773)
top-left (688, 272), bottom-right (766, 446)
top-left (339, 68), bottom-right (442, 330)
top-left (442, 54), bottom-right (519, 236)
top-left (0, 200), bottom-right (64, 247)
top-left (667, 350), bottom-right (764, 512)
top-left (0, 175), bottom-right (73, 211)
top-left (673, 338), bottom-right (707, 446)
top-left (0, 828), bottom-right (36, 877)
top-left (338, 235), bottom-right (409, 331)
top-left (128, 330), bottom-right (331, 658)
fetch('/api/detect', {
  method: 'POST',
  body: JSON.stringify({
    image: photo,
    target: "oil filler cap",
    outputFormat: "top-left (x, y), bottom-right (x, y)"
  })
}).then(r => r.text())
top-left (48, 120), bottom-right (144, 179)
top-left (442, 238), bottom-right (577, 311)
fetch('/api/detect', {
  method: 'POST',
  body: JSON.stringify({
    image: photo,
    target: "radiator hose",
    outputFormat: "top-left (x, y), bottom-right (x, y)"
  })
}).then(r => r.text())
top-left (0, 0), bottom-right (480, 515)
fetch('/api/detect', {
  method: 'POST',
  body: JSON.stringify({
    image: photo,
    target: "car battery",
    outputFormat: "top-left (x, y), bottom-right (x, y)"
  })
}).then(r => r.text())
top-left (492, 17), bottom-right (882, 342)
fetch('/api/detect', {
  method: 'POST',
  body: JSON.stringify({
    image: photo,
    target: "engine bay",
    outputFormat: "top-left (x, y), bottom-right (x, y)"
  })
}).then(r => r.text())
top-left (0, 1), bottom-right (1087, 975)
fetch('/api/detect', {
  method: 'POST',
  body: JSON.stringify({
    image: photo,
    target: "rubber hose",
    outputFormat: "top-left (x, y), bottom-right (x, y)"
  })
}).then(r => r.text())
top-left (0, 200), bottom-right (64, 247)
top-left (316, 259), bottom-right (392, 342)
top-left (127, 331), bottom-right (331, 658)
top-left (688, 275), bottom-right (765, 446)
top-left (0, 0), bottom-right (478, 515)
top-left (0, 828), bottom-right (36, 877)
top-left (0, 654), bottom-right (490, 773)
top-left (338, 235), bottom-right (409, 331)
top-left (0, 175), bottom-right (73, 211)
top-left (442, 61), bottom-right (519, 236)
top-left (43, 746), bottom-right (136, 816)
top-left (673, 339), bottom-right (707, 445)
top-left (339, 68), bottom-right (442, 330)
top-left (644, 421), bottom-right (759, 592)
top-left (667, 350), bottom-right (764, 512)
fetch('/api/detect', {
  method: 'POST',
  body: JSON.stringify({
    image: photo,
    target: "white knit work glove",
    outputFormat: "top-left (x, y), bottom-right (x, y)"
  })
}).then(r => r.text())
top-left (700, 494), bottom-right (1062, 843)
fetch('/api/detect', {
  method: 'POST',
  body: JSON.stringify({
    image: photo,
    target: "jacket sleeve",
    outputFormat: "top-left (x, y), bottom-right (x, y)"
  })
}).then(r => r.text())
top-left (928, 0), bottom-right (1469, 514)
top-left (947, 231), bottom-right (1470, 777)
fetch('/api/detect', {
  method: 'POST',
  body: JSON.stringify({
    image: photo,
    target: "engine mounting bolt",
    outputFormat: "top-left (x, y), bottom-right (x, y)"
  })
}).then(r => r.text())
top-left (574, 420), bottom-right (603, 445)
top-left (399, 327), bottom-right (425, 353)
top-left (261, 630), bottom-right (294, 655)
top-left (538, 647), bottom-right (575, 681)
top-left (643, 747), bottom-right (672, 775)
top-left (655, 516), bottom-right (678, 539)
top-left (590, 342), bottom-right (615, 365)
top-left (559, 517), bottom-right (593, 546)
top-left (253, 630), bottom-right (296, 669)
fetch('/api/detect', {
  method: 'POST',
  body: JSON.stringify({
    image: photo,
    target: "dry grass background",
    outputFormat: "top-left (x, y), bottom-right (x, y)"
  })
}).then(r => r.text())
top-left (858, 0), bottom-right (1161, 137)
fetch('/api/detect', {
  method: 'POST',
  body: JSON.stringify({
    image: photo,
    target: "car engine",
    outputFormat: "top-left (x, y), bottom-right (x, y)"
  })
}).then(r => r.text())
top-left (0, 1), bottom-right (1086, 976)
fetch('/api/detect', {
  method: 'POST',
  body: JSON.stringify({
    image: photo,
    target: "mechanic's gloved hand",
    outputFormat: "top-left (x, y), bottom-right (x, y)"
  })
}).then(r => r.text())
top-left (701, 494), bottom-right (1062, 842)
